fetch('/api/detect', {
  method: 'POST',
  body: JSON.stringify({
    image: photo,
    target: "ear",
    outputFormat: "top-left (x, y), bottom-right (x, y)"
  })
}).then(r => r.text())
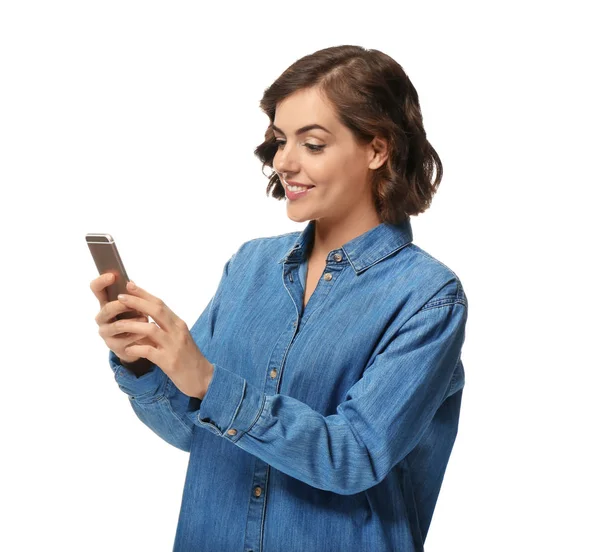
top-left (368, 136), bottom-right (389, 171)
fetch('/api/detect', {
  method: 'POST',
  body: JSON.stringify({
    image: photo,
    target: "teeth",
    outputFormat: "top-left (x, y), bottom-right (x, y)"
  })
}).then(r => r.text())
top-left (286, 182), bottom-right (313, 192)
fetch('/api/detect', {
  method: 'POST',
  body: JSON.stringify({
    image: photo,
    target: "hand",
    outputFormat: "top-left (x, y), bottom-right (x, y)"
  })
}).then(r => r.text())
top-left (91, 273), bottom-right (154, 365)
top-left (114, 281), bottom-right (214, 399)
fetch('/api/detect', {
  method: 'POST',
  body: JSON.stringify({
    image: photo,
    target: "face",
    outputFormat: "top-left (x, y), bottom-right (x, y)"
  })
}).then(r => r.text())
top-left (272, 86), bottom-right (388, 227)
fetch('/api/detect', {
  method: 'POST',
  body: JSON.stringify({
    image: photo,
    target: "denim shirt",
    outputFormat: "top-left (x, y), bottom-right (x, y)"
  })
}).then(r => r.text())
top-left (109, 218), bottom-right (468, 552)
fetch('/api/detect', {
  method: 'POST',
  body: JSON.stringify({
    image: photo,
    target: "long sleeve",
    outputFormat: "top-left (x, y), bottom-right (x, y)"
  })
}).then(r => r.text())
top-left (109, 350), bottom-right (194, 451)
top-left (188, 288), bottom-right (467, 495)
top-left (108, 247), bottom-right (241, 452)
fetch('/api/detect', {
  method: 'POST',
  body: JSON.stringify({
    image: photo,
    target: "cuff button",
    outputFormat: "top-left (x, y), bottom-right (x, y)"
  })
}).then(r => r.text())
top-left (227, 429), bottom-right (237, 436)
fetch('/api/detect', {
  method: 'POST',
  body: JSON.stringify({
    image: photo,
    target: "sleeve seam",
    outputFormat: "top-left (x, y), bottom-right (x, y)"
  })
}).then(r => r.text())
top-left (420, 297), bottom-right (466, 311)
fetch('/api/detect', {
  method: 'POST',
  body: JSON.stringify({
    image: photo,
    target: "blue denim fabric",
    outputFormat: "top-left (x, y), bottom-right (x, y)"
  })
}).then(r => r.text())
top-left (109, 218), bottom-right (468, 552)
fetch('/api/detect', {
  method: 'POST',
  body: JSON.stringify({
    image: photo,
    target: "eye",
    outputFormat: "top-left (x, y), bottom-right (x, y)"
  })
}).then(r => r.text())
top-left (274, 140), bottom-right (325, 153)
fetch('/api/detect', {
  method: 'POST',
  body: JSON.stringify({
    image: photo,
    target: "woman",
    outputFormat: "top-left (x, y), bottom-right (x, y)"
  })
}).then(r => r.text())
top-left (91, 45), bottom-right (468, 552)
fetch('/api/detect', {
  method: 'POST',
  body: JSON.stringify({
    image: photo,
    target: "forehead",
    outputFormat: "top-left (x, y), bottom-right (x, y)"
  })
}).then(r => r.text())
top-left (273, 87), bottom-right (337, 130)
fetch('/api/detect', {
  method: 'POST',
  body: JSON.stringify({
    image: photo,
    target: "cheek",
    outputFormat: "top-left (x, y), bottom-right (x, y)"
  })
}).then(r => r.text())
top-left (308, 154), bottom-right (342, 183)
top-left (341, 154), bottom-right (370, 183)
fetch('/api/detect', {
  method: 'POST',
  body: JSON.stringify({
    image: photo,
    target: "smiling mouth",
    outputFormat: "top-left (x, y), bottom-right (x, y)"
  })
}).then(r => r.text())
top-left (283, 181), bottom-right (315, 191)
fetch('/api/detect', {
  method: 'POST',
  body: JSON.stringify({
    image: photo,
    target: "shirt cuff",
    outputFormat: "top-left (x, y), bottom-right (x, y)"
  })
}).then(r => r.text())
top-left (188, 363), bottom-right (265, 442)
top-left (108, 349), bottom-right (166, 400)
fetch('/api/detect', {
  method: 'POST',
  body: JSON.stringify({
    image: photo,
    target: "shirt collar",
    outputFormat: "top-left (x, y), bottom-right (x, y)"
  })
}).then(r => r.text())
top-left (278, 218), bottom-right (413, 274)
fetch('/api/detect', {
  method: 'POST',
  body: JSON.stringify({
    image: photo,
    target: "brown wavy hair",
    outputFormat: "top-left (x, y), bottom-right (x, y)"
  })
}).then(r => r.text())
top-left (253, 45), bottom-right (443, 225)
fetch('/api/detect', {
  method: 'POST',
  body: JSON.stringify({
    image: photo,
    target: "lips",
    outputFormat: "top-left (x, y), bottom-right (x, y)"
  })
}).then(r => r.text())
top-left (284, 179), bottom-right (314, 188)
top-left (285, 183), bottom-right (315, 200)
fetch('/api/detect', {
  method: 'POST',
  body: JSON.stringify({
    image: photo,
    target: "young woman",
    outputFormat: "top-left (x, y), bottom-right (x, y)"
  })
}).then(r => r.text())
top-left (91, 45), bottom-right (468, 552)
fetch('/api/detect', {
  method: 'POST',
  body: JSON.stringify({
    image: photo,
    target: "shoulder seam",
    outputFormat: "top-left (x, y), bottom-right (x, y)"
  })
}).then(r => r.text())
top-left (408, 246), bottom-right (466, 307)
top-left (409, 246), bottom-right (462, 282)
top-left (248, 230), bottom-right (301, 243)
top-left (238, 231), bottom-right (301, 251)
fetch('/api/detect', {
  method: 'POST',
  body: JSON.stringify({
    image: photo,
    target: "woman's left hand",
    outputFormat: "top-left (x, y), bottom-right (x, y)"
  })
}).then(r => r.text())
top-left (115, 281), bottom-right (214, 399)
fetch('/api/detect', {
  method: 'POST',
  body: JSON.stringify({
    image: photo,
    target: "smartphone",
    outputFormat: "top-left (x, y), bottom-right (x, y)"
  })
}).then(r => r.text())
top-left (86, 233), bottom-right (140, 321)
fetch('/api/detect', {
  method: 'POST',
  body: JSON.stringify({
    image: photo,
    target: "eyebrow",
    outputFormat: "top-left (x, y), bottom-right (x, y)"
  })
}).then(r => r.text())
top-left (272, 123), bottom-right (332, 136)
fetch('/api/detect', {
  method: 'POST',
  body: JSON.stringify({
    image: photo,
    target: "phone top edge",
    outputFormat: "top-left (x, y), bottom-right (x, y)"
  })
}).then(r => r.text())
top-left (86, 233), bottom-right (114, 244)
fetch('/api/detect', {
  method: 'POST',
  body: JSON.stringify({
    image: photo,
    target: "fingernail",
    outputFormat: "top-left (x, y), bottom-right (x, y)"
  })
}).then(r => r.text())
top-left (128, 281), bottom-right (137, 290)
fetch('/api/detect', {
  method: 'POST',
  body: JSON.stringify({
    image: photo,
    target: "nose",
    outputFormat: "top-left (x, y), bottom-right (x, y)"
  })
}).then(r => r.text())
top-left (273, 142), bottom-right (299, 177)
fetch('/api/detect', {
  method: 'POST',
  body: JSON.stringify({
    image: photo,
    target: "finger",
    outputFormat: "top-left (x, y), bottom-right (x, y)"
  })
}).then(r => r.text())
top-left (113, 315), bottom-right (149, 334)
top-left (108, 299), bottom-right (146, 322)
top-left (109, 319), bottom-right (166, 348)
top-left (104, 333), bottom-right (150, 354)
top-left (90, 273), bottom-right (115, 307)
top-left (100, 319), bottom-right (151, 342)
top-left (96, 298), bottom-right (144, 326)
top-left (124, 333), bottom-right (150, 348)
top-left (122, 342), bottom-right (160, 367)
top-left (118, 286), bottom-right (180, 333)
top-left (96, 299), bottom-right (124, 326)
top-left (124, 281), bottom-right (161, 302)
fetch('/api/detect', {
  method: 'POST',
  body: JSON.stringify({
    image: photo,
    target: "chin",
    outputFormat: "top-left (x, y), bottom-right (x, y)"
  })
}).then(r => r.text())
top-left (286, 210), bottom-right (311, 224)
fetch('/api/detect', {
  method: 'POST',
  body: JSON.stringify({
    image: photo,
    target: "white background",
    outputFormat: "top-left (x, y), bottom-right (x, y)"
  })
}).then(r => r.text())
top-left (1, 1), bottom-right (598, 550)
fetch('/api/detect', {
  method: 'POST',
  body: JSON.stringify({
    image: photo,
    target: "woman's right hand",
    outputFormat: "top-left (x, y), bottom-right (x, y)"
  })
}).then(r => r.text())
top-left (91, 272), bottom-right (152, 365)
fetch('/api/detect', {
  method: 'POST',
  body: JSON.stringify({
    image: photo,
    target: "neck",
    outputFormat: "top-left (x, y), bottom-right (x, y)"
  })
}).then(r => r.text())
top-left (309, 210), bottom-right (382, 260)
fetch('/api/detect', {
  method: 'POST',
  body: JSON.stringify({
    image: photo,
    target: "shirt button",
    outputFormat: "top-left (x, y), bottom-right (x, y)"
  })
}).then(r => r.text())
top-left (253, 486), bottom-right (262, 497)
top-left (270, 369), bottom-right (277, 379)
top-left (324, 273), bottom-right (332, 281)
top-left (226, 429), bottom-right (237, 436)
top-left (334, 253), bottom-right (342, 262)
top-left (292, 321), bottom-right (297, 327)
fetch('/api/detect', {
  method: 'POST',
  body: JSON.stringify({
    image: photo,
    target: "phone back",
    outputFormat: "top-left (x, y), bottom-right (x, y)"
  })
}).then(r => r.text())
top-left (86, 233), bottom-right (137, 320)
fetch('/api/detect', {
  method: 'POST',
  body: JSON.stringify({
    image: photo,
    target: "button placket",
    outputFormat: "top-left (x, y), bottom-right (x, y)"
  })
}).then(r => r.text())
top-left (322, 253), bottom-right (341, 282)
